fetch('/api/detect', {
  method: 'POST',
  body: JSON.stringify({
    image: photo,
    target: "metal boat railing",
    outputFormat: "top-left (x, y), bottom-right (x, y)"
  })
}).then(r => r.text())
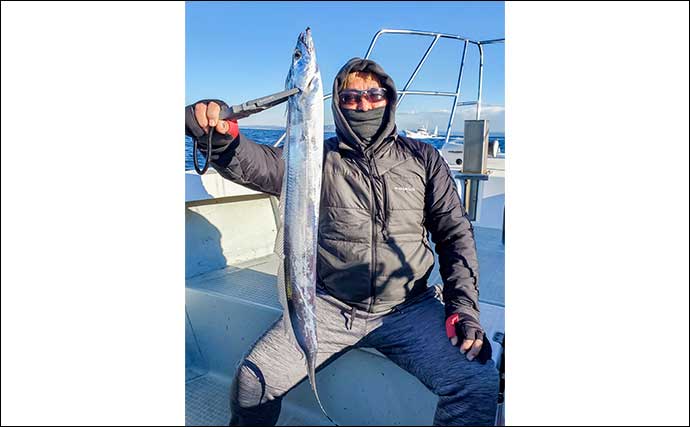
top-left (273, 28), bottom-right (504, 147)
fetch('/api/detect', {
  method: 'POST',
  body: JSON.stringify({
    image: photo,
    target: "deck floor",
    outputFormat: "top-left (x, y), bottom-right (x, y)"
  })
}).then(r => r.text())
top-left (186, 374), bottom-right (232, 427)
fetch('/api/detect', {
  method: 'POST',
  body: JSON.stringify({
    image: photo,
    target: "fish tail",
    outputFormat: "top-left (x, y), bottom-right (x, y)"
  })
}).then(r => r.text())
top-left (308, 360), bottom-right (338, 426)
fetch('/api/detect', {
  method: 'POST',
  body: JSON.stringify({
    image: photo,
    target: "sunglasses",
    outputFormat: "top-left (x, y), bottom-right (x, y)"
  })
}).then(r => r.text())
top-left (339, 87), bottom-right (388, 105)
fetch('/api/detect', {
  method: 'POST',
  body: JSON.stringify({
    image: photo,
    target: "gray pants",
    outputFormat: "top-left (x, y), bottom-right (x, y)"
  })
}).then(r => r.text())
top-left (230, 286), bottom-right (499, 426)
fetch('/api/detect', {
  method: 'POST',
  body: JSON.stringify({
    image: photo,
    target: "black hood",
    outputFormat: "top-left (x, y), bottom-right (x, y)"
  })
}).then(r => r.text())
top-left (332, 58), bottom-right (398, 155)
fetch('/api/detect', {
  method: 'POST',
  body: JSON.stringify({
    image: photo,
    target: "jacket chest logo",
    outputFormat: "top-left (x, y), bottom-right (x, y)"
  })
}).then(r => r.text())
top-left (393, 186), bottom-right (416, 192)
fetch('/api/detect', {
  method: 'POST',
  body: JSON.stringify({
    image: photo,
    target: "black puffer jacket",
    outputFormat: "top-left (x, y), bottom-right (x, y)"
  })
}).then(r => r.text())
top-left (208, 58), bottom-right (481, 322)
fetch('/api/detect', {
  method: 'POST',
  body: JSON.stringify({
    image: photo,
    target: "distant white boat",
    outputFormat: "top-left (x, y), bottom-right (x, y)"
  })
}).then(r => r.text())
top-left (403, 125), bottom-right (438, 139)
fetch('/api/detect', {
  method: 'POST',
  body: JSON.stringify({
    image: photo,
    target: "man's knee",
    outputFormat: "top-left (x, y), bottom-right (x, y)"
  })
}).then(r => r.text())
top-left (438, 360), bottom-right (499, 398)
top-left (229, 359), bottom-right (286, 426)
top-left (465, 361), bottom-right (498, 393)
top-left (231, 359), bottom-right (270, 408)
top-left (477, 361), bottom-right (499, 395)
top-left (432, 361), bottom-right (499, 426)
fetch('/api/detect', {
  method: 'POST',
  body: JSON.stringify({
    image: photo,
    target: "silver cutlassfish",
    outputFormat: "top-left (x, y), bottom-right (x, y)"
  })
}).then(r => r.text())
top-left (275, 27), bottom-right (336, 425)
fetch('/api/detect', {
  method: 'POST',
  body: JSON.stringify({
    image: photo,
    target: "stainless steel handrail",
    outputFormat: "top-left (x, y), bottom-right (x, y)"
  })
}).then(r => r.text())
top-left (364, 29), bottom-right (503, 145)
top-left (273, 28), bottom-right (504, 148)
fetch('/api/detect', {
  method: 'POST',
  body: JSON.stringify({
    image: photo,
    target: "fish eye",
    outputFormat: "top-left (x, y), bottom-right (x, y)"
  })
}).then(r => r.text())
top-left (294, 50), bottom-right (301, 60)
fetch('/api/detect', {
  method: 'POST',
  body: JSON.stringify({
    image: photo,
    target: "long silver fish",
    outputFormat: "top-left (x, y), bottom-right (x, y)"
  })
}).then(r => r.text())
top-left (275, 28), bottom-right (334, 424)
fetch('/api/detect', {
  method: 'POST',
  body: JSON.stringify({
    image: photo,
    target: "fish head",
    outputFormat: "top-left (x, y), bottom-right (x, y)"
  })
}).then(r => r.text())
top-left (286, 27), bottom-right (319, 93)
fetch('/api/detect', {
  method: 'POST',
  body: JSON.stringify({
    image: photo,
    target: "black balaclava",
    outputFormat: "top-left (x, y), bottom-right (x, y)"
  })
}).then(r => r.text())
top-left (332, 58), bottom-right (398, 152)
top-left (341, 107), bottom-right (387, 145)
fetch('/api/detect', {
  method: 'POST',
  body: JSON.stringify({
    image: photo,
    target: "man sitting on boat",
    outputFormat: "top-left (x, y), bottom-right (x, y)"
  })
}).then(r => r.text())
top-left (185, 57), bottom-right (499, 426)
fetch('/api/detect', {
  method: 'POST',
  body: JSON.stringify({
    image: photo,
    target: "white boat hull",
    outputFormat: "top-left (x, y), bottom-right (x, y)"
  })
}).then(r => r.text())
top-left (403, 130), bottom-right (438, 139)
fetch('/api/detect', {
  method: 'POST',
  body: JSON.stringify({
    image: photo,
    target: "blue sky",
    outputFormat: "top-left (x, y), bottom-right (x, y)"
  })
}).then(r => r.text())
top-left (186, 1), bottom-right (504, 132)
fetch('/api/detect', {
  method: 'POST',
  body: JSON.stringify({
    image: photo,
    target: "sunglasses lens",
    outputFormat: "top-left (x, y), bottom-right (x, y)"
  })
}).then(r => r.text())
top-left (368, 91), bottom-right (385, 102)
top-left (340, 92), bottom-right (358, 104)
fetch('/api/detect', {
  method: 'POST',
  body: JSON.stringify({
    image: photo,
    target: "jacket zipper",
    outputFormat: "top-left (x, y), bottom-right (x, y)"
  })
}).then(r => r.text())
top-left (366, 155), bottom-right (378, 313)
top-left (370, 156), bottom-right (389, 241)
top-left (381, 175), bottom-right (389, 241)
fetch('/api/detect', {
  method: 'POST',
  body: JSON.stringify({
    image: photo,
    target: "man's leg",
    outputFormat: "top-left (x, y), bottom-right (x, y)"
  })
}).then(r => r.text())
top-left (364, 286), bottom-right (499, 426)
top-left (229, 292), bottom-right (363, 426)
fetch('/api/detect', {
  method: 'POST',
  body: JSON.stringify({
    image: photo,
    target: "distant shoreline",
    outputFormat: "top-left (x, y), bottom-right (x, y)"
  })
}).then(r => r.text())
top-left (242, 126), bottom-right (505, 138)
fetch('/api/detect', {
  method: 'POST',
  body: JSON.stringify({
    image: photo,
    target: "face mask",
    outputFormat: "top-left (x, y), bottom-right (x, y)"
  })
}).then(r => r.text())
top-left (341, 106), bottom-right (387, 145)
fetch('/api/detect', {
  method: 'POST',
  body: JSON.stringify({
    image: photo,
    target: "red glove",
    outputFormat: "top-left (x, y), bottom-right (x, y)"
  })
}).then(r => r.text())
top-left (222, 118), bottom-right (240, 140)
top-left (446, 313), bottom-right (492, 364)
top-left (185, 100), bottom-right (240, 159)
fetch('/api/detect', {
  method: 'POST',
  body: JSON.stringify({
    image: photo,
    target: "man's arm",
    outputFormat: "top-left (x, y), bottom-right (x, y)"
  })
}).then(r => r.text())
top-left (423, 145), bottom-right (488, 362)
top-left (187, 100), bottom-right (284, 197)
top-left (210, 132), bottom-right (284, 197)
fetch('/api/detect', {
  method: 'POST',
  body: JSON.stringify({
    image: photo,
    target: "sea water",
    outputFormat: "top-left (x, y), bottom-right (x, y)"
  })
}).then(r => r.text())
top-left (185, 129), bottom-right (505, 171)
